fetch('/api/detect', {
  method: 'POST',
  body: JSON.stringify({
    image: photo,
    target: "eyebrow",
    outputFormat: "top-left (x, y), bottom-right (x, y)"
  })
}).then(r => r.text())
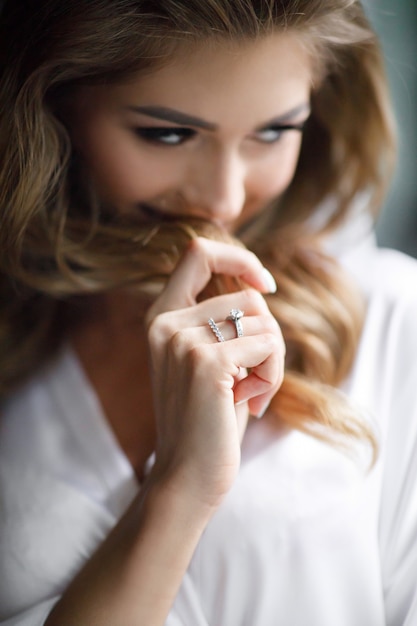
top-left (126, 102), bottom-right (311, 131)
top-left (258, 103), bottom-right (311, 130)
top-left (127, 106), bottom-right (217, 130)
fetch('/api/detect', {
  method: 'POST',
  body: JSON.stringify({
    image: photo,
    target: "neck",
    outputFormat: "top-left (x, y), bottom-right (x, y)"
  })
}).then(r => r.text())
top-left (70, 290), bottom-right (156, 482)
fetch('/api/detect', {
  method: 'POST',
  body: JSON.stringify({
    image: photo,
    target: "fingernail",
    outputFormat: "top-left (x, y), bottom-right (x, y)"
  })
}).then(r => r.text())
top-left (261, 267), bottom-right (277, 293)
top-left (254, 401), bottom-right (270, 419)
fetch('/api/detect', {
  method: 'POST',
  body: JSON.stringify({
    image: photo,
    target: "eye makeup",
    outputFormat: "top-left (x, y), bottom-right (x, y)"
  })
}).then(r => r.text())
top-left (128, 101), bottom-right (311, 146)
top-left (134, 127), bottom-right (196, 145)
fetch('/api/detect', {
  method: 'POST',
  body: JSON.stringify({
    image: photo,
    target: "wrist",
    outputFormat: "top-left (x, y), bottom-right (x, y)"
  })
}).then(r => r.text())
top-left (142, 462), bottom-right (220, 527)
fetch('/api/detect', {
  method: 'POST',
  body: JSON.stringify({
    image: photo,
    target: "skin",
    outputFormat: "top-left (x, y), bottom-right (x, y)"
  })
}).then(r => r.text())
top-left (47, 33), bottom-right (313, 625)
top-left (71, 34), bottom-right (312, 230)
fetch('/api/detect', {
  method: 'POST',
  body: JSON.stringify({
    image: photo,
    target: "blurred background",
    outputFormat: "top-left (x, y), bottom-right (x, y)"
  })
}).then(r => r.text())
top-left (1, 1), bottom-right (416, 256)
top-left (365, 0), bottom-right (417, 257)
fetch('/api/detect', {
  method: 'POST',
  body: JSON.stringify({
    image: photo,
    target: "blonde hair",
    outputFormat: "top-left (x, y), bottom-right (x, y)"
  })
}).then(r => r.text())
top-left (0, 0), bottom-right (396, 461)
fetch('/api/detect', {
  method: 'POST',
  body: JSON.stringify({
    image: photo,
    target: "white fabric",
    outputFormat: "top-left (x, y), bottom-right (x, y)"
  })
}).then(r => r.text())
top-left (2, 227), bottom-right (417, 624)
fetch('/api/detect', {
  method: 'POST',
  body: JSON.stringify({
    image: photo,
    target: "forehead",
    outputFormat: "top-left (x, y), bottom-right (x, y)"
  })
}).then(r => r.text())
top-left (90, 33), bottom-right (313, 128)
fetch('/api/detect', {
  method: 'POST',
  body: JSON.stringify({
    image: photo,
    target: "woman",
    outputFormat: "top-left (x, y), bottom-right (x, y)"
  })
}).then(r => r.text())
top-left (1, 1), bottom-right (416, 624)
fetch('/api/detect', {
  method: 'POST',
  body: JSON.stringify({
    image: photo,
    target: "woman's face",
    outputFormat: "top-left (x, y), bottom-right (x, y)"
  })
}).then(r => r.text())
top-left (71, 33), bottom-right (313, 233)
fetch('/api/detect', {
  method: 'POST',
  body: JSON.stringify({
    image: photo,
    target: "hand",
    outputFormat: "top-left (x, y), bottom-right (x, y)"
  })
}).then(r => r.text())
top-left (145, 237), bottom-right (285, 509)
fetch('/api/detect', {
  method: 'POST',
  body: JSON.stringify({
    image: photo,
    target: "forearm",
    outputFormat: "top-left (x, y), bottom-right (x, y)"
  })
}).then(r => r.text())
top-left (45, 473), bottom-right (213, 626)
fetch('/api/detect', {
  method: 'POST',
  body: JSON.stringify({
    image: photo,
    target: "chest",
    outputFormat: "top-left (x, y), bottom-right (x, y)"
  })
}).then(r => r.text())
top-left (184, 425), bottom-right (383, 626)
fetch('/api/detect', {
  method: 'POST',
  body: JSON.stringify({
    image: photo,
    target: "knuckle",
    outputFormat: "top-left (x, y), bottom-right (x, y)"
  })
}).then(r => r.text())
top-left (168, 329), bottom-right (193, 354)
top-left (264, 331), bottom-right (285, 355)
top-left (186, 236), bottom-right (208, 259)
top-left (147, 312), bottom-right (173, 344)
top-left (187, 343), bottom-right (215, 369)
top-left (241, 288), bottom-right (267, 311)
top-left (264, 331), bottom-right (279, 346)
top-left (146, 316), bottom-right (160, 344)
top-left (262, 314), bottom-right (280, 334)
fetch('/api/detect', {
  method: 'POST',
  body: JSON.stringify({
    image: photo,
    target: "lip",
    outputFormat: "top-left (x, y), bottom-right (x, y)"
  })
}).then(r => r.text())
top-left (136, 200), bottom-right (274, 234)
top-left (137, 203), bottom-right (214, 226)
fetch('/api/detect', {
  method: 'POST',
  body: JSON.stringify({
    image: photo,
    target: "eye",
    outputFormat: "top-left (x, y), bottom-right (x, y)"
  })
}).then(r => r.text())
top-left (255, 127), bottom-right (285, 144)
top-left (134, 127), bottom-right (196, 146)
top-left (254, 122), bottom-right (307, 145)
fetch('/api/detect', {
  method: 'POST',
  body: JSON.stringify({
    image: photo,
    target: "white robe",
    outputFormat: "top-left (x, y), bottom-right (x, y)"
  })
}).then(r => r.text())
top-left (2, 226), bottom-right (417, 625)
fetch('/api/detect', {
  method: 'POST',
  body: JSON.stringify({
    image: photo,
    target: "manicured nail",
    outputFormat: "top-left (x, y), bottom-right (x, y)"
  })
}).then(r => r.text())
top-left (261, 267), bottom-right (277, 293)
top-left (254, 400), bottom-right (270, 419)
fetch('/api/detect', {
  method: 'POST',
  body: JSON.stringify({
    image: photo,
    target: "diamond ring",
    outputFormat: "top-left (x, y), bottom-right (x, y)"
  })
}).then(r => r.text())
top-left (226, 308), bottom-right (244, 338)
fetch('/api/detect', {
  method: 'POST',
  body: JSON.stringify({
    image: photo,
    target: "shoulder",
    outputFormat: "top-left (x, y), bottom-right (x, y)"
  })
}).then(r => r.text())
top-left (0, 444), bottom-right (113, 619)
top-left (0, 345), bottom-right (104, 484)
top-left (0, 349), bottom-right (116, 617)
top-left (341, 242), bottom-right (417, 420)
top-left (356, 247), bottom-right (417, 354)
top-left (0, 349), bottom-right (72, 464)
top-left (338, 236), bottom-right (417, 310)
top-left (362, 247), bottom-right (417, 300)
top-left (344, 245), bottom-right (417, 455)
top-left (351, 245), bottom-right (417, 353)
top-left (320, 205), bottom-right (417, 303)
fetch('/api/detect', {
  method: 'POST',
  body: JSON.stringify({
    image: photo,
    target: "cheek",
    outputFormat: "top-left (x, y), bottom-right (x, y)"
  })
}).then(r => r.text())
top-left (84, 142), bottom-right (158, 207)
top-left (249, 138), bottom-right (302, 202)
top-left (75, 123), bottom-right (172, 209)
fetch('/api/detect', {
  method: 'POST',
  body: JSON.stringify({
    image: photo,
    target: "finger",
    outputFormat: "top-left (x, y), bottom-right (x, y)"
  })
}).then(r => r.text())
top-left (211, 332), bottom-right (284, 395)
top-left (150, 288), bottom-right (272, 338)
top-left (149, 304), bottom-right (282, 360)
top-left (205, 313), bottom-right (280, 343)
top-left (194, 288), bottom-right (271, 326)
top-left (153, 238), bottom-right (276, 313)
top-left (233, 346), bottom-right (284, 405)
top-left (247, 391), bottom-right (276, 419)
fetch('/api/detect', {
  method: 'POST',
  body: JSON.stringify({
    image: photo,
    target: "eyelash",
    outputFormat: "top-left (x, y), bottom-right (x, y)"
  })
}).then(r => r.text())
top-left (134, 122), bottom-right (307, 146)
top-left (134, 127), bottom-right (196, 145)
top-left (255, 122), bottom-right (306, 144)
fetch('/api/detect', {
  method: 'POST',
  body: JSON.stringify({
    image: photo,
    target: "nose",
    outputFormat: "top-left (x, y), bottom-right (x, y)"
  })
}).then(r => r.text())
top-left (183, 147), bottom-right (247, 224)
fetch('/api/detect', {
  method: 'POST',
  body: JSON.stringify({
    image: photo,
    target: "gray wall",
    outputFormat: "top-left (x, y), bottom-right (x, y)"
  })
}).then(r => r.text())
top-left (365, 1), bottom-right (417, 257)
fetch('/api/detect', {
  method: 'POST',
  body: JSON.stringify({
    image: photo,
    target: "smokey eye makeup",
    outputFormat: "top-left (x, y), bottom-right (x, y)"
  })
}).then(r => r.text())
top-left (134, 122), bottom-right (306, 146)
top-left (134, 127), bottom-right (196, 145)
top-left (129, 101), bottom-right (311, 146)
top-left (254, 120), bottom-right (307, 143)
top-left (132, 107), bottom-right (310, 147)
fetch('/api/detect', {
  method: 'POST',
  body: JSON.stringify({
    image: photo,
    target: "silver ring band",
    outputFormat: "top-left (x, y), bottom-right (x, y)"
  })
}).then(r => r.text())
top-left (226, 308), bottom-right (244, 338)
top-left (208, 318), bottom-right (225, 343)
